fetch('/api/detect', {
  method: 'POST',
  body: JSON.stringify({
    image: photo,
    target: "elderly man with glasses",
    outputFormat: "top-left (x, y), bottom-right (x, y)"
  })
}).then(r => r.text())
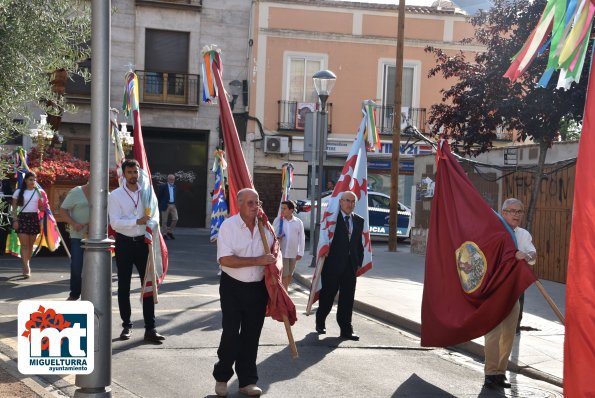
top-left (483, 198), bottom-right (536, 389)
top-left (213, 188), bottom-right (275, 397)
top-left (315, 190), bottom-right (364, 341)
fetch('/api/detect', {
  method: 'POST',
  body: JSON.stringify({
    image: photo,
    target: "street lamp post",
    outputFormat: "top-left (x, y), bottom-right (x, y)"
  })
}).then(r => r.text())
top-left (311, 69), bottom-right (336, 262)
top-left (74, 1), bottom-right (112, 397)
top-left (30, 114), bottom-right (63, 166)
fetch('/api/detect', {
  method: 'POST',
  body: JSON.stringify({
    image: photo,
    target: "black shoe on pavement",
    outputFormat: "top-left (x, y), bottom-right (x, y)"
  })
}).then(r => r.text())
top-left (144, 329), bottom-right (165, 344)
top-left (168, 232), bottom-right (175, 240)
top-left (484, 375), bottom-right (499, 389)
top-left (496, 374), bottom-right (511, 388)
top-left (340, 333), bottom-right (360, 341)
top-left (315, 325), bottom-right (326, 334)
top-left (484, 375), bottom-right (510, 389)
top-left (120, 327), bottom-right (132, 340)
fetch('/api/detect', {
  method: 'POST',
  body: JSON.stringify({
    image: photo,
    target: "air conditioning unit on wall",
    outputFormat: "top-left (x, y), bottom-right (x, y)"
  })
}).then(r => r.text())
top-left (264, 136), bottom-right (290, 154)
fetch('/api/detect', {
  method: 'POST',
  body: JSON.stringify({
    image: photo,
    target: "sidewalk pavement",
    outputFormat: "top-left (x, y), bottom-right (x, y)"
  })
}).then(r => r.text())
top-left (0, 230), bottom-right (565, 396)
top-left (293, 242), bottom-right (565, 388)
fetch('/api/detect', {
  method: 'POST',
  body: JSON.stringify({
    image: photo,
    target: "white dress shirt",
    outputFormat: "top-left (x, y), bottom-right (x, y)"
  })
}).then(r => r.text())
top-left (168, 184), bottom-right (174, 202)
top-left (217, 214), bottom-right (273, 282)
top-left (515, 226), bottom-right (537, 265)
top-left (273, 215), bottom-right (305, 259)
top-left (108, 185), bottom-right (146, 237)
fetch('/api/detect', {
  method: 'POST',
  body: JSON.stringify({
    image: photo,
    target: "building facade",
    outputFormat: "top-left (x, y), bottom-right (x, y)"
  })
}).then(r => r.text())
top-left (248, 0), bottom-right (485, 217)
top-left (59, 0), bottom-right (252, 228)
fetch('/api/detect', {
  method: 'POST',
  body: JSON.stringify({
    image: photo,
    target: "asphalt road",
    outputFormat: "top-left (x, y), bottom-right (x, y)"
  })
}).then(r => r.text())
top-left (0, 230), bottom-right (563, 397)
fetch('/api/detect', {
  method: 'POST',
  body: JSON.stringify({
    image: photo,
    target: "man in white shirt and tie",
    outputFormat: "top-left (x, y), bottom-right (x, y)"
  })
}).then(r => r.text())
top-left (273, 200), bottom-right (305, 291)
top-left (316, 191), bottom-right (364, 341)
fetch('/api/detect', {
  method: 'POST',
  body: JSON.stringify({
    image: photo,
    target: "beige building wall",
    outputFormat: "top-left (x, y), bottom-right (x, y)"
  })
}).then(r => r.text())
top-left (250, 0), bottom-right (485, 209)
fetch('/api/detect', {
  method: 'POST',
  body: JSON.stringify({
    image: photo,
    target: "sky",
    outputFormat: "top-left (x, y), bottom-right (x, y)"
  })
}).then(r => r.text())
top-left (332, 0), bottom-right (494, 15)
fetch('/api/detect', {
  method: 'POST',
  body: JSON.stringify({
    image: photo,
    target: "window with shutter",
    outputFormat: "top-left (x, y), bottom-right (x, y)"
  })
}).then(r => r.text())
top-left (144, 29), bottom-right (190, 103)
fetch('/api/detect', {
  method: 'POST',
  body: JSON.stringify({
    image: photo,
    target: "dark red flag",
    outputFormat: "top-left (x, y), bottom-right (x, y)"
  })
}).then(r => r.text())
top-left (564, 57), bottom-right (595, 397)
top-left (206, 48), bottom-right (297, 328)
top-left (211, 53), bottom-right (252, 215)
top-left (421, 140), bottom-right (536, 347)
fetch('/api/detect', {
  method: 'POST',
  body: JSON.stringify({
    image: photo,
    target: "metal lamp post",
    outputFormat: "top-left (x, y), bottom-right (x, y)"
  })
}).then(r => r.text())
top-left (74, 0), bottom-right (112, 396)
top-left (311, 69), bottom-right (336, 262)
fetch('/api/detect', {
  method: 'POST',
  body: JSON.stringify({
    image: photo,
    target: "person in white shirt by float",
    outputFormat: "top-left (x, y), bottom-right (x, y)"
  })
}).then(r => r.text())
top-left (273, 200), bottom-right (305, 291)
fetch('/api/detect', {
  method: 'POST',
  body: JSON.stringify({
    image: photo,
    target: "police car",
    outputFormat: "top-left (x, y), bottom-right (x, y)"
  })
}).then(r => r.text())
top-left (295, 191), bottom-right (412, 241)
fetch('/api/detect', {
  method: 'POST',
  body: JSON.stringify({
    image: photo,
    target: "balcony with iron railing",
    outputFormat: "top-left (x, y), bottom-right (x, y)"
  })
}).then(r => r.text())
top-left (135, 0), bottom-right (202, 10)
top-left (277, 100), bottom-right (333, 133)
top-left (135, 70), bottom-right (200, 108)
top-left (374, 105), bottom-right (426, 134)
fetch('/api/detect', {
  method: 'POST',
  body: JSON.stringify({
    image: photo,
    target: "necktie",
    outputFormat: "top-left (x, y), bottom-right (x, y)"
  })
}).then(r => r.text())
top-left (345, 215), bottom-right (351, 238)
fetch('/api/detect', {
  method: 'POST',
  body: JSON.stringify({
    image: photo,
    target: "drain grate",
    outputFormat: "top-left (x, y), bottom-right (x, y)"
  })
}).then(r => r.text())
top-left (504, 385), bottom-right (563, 398)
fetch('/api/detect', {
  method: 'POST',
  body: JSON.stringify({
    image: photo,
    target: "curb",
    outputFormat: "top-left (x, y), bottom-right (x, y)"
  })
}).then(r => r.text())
top-left (292, 272), bottom-right (563, 388)
top-left (0, 340), bottom-right (62, 398)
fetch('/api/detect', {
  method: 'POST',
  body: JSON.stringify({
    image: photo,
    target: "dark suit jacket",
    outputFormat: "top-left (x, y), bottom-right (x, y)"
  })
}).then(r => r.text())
top-left (157, 183), bottom-right (176, 212)
top-left (324, 212), bottom-right (365, 275)
top-left (1, 179), bottom-right (13, 202)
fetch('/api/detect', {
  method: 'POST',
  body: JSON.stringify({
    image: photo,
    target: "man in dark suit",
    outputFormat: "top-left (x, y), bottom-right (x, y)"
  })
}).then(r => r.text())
top-left (315, 190), bottom-right (364, 341)
top-left (157, 174), bottom-right (178, 239)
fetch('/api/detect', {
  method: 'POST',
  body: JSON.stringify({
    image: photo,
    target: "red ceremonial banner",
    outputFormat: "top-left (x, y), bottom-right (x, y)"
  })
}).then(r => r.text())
top-left (421, 140), bottom-right (536, 347)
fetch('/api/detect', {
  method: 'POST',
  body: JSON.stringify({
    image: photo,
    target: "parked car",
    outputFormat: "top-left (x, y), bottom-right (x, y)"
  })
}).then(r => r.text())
top-left (295, 191), bottom-right (412, 241)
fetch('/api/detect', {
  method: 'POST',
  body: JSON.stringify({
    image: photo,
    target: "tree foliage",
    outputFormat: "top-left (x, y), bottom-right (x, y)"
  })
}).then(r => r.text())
top-left (426, 0), bottom-right (590, 155)
top-left (0, 0), bottom-right (91, 147)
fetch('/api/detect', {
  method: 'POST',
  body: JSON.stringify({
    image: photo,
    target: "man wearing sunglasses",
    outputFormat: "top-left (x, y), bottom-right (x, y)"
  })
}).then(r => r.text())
top-left (484, 198), bottom-right (536, 389)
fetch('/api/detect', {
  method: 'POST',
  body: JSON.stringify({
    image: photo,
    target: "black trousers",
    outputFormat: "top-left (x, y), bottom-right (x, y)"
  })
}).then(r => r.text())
top-left (213, 271), bottom-right (268, 387)
top-left (115, 235), bottom-right (155, 330)
top-left (316, 265), bottom-right (357, 334)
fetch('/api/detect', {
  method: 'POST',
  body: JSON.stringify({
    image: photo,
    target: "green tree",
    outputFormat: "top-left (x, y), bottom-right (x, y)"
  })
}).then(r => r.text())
top-left (0, 0), bottom-right (91, 159)
top-left (425, 0), bottom-right (589, 232)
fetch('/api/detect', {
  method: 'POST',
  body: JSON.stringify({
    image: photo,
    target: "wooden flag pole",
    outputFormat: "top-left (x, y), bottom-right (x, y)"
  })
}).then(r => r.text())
top-left (55, 227), bottom-right (71, 259)
top-left (535, 280), bottom-right (564, 324)
top-left (257, 219), bottom-right (299, 359)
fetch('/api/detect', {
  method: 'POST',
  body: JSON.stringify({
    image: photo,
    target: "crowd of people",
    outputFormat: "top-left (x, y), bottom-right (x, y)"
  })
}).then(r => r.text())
top-left (2, 158), bottom-right (537, 397)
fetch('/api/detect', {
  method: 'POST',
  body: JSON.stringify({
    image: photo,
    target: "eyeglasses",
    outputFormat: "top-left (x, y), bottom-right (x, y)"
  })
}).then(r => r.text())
top-left (504, 209), bottom-right (524, 216)
top-left (245, 200), bottom-right (263, 207)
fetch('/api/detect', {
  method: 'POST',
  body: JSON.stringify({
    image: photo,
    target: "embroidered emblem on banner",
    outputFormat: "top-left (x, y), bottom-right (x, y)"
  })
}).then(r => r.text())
top-left (455, 241), bottom-right (487, 293)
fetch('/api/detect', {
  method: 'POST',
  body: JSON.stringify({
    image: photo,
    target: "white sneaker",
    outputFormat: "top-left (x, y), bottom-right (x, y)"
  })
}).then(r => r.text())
top-left (239, 384), bottom-right (262, 396)
top-left (215, 381), bottom-right (228, 397)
